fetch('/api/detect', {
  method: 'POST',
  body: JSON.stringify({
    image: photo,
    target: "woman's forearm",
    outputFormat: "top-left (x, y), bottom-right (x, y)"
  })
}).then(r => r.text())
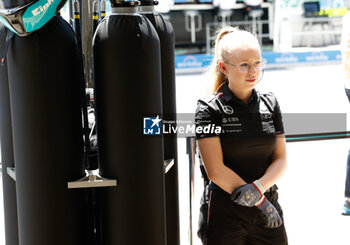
top-left (258, 136), bottom-right (287, 190)
top-left (258, 158), bottom-right (287, 190)
top-left (207, 164), bottom-right (247, 194)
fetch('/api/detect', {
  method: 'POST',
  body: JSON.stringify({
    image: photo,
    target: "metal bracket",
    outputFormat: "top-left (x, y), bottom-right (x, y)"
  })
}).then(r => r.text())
top-left (7, 167), bottom-right (16, 181)
top-left (67, 170), bottom-right (117, 189)
top-left (164, 158), bottom-right (174, 174)
top-left (6, 167), bottom-right (117, 188)
top-left (8, 158), bottom-right (174, 187)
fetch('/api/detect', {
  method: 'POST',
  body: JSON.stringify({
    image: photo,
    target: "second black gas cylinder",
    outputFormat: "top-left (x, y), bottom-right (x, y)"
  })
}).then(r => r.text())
top-left (139, 3), bottom-right (180, 245)
top-left (93, 2), bottom-right (166, 245)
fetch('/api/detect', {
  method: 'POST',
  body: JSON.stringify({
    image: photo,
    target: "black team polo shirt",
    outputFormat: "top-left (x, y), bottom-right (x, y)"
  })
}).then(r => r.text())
top-left (195, 82), bottom-right (284, 183)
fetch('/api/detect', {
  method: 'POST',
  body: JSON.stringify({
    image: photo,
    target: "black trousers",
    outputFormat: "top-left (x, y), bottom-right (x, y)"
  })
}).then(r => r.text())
top-left (198, 183), bottom-right (288, 245)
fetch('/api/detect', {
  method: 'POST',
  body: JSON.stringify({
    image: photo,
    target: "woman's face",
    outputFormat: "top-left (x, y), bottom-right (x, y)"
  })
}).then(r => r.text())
top-left (223, 45), bottom-right (262, 93)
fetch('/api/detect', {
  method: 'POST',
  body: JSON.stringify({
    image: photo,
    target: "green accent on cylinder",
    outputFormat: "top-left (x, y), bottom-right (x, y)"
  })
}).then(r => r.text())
top-left (22, 0), bottom-right (61, 32)
top-left (0, 16), bottom-right (18, 34)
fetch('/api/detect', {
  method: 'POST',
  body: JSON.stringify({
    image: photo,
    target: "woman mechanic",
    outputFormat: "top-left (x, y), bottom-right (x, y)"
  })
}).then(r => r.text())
top-left (195, 26), bottom-right (288, 245)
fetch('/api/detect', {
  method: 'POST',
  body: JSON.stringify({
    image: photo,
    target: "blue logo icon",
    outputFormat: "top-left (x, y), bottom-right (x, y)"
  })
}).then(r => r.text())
top-left (143, 116), bottom-right (162, 135)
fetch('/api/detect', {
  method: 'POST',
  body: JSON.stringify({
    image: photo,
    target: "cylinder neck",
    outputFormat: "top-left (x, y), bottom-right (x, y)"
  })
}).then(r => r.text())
top-left (93, 3), bottom-right (99, 13)
top-left (139, 5), bottom-right (154, 13)
top-left (112, 6), bottom-right (138, 14)
top-left (73, 0), bottom-right (80, 13)
top-left (111, 1), bottom-right (139, 7)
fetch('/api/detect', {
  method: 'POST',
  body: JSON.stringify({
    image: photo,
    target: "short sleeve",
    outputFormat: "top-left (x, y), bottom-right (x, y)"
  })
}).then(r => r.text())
top-left (195, 99), bottom-right (222, 139)
top-left (273, 98), bottom-right (284, 135)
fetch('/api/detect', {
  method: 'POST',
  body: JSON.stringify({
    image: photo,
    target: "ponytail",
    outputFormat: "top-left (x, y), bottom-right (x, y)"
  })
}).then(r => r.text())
top-left (206, 26), bottom-right (237, 93)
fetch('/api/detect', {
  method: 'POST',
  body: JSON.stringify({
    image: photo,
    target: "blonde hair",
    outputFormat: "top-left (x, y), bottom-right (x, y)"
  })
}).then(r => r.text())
top-left (205, 26), bottom-right (261, 93)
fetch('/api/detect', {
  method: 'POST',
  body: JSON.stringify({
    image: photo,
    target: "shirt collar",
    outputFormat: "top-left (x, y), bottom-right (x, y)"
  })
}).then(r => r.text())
top-left (221, 81), bottom-right (258, 105)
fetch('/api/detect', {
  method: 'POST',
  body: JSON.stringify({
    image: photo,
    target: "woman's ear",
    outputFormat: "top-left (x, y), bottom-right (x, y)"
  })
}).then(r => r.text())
top-left (218, 61), bottom-right (227, 73)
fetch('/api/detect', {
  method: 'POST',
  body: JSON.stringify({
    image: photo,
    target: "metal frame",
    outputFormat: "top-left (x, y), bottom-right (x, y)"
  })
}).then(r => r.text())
top-left (68, 170), bottom-right (117, 189)
top-left (6, 158), bottom-right (175, 189)
top-left (186, 136), bottom-right (197, 245)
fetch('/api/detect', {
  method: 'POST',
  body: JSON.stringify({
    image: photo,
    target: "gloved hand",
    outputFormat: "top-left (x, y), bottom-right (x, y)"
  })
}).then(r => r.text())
top-left (255, 196), bottom-right (283, 228)
top-left (230, 180), bottom-right (265, 207)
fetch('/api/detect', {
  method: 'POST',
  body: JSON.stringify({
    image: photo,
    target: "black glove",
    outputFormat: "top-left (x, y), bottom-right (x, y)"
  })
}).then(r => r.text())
top-left (231, 180), bottom-right (265, 207)
top-left (256, 196), bottom-right (283, 229)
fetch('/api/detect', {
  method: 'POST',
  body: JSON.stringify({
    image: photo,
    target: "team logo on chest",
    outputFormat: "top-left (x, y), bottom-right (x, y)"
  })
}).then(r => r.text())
top-left (259, 102), bottom-right (269, 112)
top-left (223, 105), bottom-right (234, 114)
top-left (259, 101), bottom-right (273, 120)
top-left (198, 104), bottom-right (208, 112)
top-left (222, 117), bottom-right (239, 123)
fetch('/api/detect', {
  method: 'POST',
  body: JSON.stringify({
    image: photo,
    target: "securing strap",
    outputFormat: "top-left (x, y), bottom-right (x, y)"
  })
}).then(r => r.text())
top-left (1, 30), bottom-right (14, 66)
